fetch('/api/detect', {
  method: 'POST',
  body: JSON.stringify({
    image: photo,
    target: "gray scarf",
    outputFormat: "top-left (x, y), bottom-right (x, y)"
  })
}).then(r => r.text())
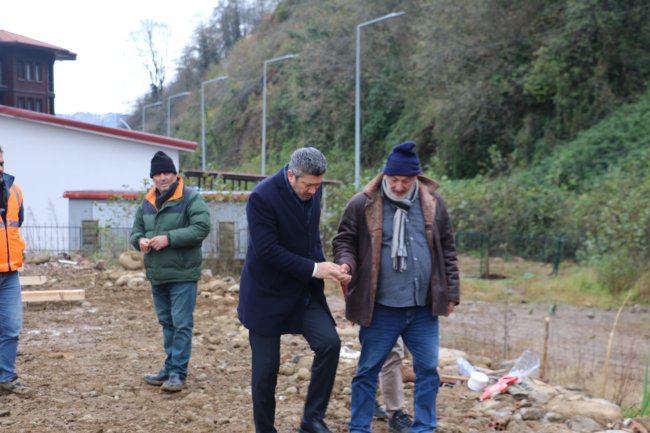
top-left (382, 177), bottom-right (419, 272)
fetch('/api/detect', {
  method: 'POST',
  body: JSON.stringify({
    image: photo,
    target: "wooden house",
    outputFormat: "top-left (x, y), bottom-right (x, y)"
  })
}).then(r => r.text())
top-left (0, 29), bottom-right (76, 114)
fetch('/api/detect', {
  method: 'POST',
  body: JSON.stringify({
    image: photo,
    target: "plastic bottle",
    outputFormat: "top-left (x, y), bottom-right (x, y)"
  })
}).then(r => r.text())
top-left (508, 349), bottom-right (540, 380)
top-left (456, 357), bottom-right (476, 376)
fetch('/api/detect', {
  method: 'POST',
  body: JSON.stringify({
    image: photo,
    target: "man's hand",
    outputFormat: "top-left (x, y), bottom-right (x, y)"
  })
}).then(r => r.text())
top-left (315, 262), bottom-right (346, 282)
top-left (138, 238), bottom-right (151, 253)
top-left (339, 263), bottom-right (352, 284)
top-left (448, 301), bottom-right (456, 315)
top-left (149, 235), bottom-right (170, 251)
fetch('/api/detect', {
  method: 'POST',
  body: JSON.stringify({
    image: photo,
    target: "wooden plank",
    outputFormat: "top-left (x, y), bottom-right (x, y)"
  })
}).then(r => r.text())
top-left (441, 374), bottom-right (469, 382)
top-left (19, 276), bottom-right (47, 286)
top-left (21, 289), bottom-right (85, 303)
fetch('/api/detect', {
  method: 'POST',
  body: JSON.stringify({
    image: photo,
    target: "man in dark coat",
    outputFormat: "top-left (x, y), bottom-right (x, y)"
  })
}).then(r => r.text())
top-left (238, 147), bottom-right (345, 433)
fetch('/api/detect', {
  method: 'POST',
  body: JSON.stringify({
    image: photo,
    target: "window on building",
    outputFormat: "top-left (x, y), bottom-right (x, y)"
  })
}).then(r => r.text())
top-left (26, 98), bottom-right (34, 110)
top-left (34, 63), bottom-right (42, 82)
top-left (25, 63), bottom-right (32, 80)
top-left (0, 61), bottom-right (3, 85)
top-left (35, 99), bottom-right (43, 112)
top-left (17, 61), bottom-right (24, 79)
top-left (17, 97), bottom-right (25, 108)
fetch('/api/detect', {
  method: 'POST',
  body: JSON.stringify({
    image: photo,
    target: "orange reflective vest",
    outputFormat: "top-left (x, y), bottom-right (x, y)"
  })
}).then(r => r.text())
top-left (0, 181), bottom-right (25, 272)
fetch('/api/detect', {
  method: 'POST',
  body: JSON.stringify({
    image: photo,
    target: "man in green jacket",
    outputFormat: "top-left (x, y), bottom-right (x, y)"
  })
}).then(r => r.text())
top-left (130, 151), bottom-right (211, 393)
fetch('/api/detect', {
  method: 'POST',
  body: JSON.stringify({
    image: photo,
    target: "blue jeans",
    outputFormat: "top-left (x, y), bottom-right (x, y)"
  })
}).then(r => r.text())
top-left (151, 281), bottom-right (197, 379)
top-left (0, 271), bottom-right (22, 383)
top-left (350, 305), bottom-right (440, 433)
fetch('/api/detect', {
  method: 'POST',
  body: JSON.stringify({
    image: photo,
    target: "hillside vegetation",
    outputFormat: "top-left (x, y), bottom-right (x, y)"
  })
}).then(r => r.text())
top-left (127, 0), bottom-right (650, 297)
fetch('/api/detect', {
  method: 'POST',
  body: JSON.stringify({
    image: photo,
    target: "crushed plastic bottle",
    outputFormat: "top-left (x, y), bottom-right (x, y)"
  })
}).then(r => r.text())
top-left (456, 357), bottom-right (476, 376)
top-left (508, 349), bottom-right (540, 381)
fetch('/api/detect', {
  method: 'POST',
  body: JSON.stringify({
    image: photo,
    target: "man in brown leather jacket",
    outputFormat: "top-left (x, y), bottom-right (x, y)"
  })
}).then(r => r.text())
top-left (333, 141), bottom-right (460, 433)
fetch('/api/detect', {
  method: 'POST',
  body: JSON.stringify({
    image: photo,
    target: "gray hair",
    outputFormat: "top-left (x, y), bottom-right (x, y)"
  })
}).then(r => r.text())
top-left (288, 147), bottom-right (327, 177)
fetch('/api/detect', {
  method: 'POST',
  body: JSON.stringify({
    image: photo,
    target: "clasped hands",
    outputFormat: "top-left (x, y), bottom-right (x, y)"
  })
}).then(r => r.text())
top-left (138, 235), bottom-right (169, 253)
top-left (315, 262), bottom-right (352, 284)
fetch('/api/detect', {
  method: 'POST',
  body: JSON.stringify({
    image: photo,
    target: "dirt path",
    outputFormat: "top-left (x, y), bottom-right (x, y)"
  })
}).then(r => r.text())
top-left (1, 262), bottom-right (647, 432)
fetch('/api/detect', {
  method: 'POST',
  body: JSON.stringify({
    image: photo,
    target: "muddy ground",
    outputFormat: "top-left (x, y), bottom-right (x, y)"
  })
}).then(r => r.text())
top-left (1, 259), bottom-right (648, 432)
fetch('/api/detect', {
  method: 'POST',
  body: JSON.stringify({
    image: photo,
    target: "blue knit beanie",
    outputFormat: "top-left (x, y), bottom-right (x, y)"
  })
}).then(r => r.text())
top-left (383, 141), bottom-right (421, 176)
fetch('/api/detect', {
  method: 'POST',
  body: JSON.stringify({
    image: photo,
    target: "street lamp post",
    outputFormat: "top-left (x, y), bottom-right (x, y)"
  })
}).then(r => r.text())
top-left (167, 91), bottom-right (192, 137)
top-left (262, 53), bottom-right (300, 176)
top-left (142, 101), bottom-right (162, 132)
top-left (355, 11), bottom-right (405, 189)
top-left (201, 75), bottom-right (228, 171)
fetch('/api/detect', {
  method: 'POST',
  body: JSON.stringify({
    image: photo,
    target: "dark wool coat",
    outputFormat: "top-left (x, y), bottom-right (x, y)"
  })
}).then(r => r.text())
top-left (332, 173), bottom-right (460, 327)
top-left (237, 167), bottom-right (332, 337)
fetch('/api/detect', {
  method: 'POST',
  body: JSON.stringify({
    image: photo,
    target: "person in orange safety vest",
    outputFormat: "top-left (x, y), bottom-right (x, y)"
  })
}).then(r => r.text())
top-left (0, 145), bottom-right (31, 396)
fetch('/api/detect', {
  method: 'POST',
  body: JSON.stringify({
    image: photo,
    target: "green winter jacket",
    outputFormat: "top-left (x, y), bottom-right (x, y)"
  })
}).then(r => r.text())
top-left (130, 177), bottom-right (211, 284)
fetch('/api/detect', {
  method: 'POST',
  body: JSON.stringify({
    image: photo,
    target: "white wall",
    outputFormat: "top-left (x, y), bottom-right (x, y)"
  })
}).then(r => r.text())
top-left (1, 115), bottom-right (182, 227)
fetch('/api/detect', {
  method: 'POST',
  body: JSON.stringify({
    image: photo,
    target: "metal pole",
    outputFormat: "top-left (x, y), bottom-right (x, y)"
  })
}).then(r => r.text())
top-left (167, 98), bottom-right (171, 137)
top-left (201, 85), bottom-right (205, 170)
top-left (142, 101), bottom-right (162, 133)
top-left (261, 54), bottom-right (300, 176)
top-left (262, 62), bottom-right (268, 176)
top-left (355, 25), bottom-right (361, 190)
top-left (354, 11), bottom-right (405, 189)
top-left (167, 91), bottom-right (192, 137)
top-left (201, 76), bottom-right (228, 171)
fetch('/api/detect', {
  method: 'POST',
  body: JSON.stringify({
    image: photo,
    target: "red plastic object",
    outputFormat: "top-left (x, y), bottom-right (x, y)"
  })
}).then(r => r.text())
top-left (479, 374), bottom-right (518, 401)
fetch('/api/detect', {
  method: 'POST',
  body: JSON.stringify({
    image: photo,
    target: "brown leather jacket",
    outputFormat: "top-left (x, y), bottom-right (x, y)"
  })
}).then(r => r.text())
top-left (332, 173), bottom-right (460, 326)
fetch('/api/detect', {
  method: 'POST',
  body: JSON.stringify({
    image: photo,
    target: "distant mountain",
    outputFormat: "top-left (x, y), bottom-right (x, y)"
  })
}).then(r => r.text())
top-left (58, 112), bottom-right (132, 129)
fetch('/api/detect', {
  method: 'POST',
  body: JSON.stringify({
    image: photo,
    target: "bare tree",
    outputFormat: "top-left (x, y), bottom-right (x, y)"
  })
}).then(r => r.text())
top-left (130, 20), bottom-right (171, 99)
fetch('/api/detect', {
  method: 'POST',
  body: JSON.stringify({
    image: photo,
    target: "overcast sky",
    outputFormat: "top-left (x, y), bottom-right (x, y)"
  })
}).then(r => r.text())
top-left (2, 1), bottom-right (217, 114)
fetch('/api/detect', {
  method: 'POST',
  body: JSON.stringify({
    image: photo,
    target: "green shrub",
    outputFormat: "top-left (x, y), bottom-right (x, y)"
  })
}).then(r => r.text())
top-left (596, 253), bottom-right (643, 294)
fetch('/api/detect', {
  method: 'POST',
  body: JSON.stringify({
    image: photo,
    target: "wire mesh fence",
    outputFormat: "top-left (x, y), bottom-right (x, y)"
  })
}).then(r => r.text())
top-left (21, 225), bottom-right (243, 260)
top-left (22, 225), bottom-right (579, 276)
top-left (455, 231), bottom-right (581, 278)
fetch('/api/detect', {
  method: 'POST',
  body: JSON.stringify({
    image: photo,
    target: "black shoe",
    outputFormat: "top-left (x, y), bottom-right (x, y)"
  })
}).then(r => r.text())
top-left (388, 409), bottom-right (413, 433)
top-left (160, 373), bottom-right (185, 393)
top-left (143, 369), bottom-right (169, 386)
top-left (298, 418), bottom-right (333, 433)
top-left (373, 400), bottom-right (388, 420)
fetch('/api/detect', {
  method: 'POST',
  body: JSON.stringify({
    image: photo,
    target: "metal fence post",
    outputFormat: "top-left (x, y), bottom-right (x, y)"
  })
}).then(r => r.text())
top-left (480, 233), bottom-right (489, 278)
top-left (552, 237), bottom-right (563, 275)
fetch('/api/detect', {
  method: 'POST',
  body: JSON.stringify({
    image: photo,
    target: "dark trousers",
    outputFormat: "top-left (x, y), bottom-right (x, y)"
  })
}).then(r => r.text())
top-left (249, 298), bottom-right (341, 433)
